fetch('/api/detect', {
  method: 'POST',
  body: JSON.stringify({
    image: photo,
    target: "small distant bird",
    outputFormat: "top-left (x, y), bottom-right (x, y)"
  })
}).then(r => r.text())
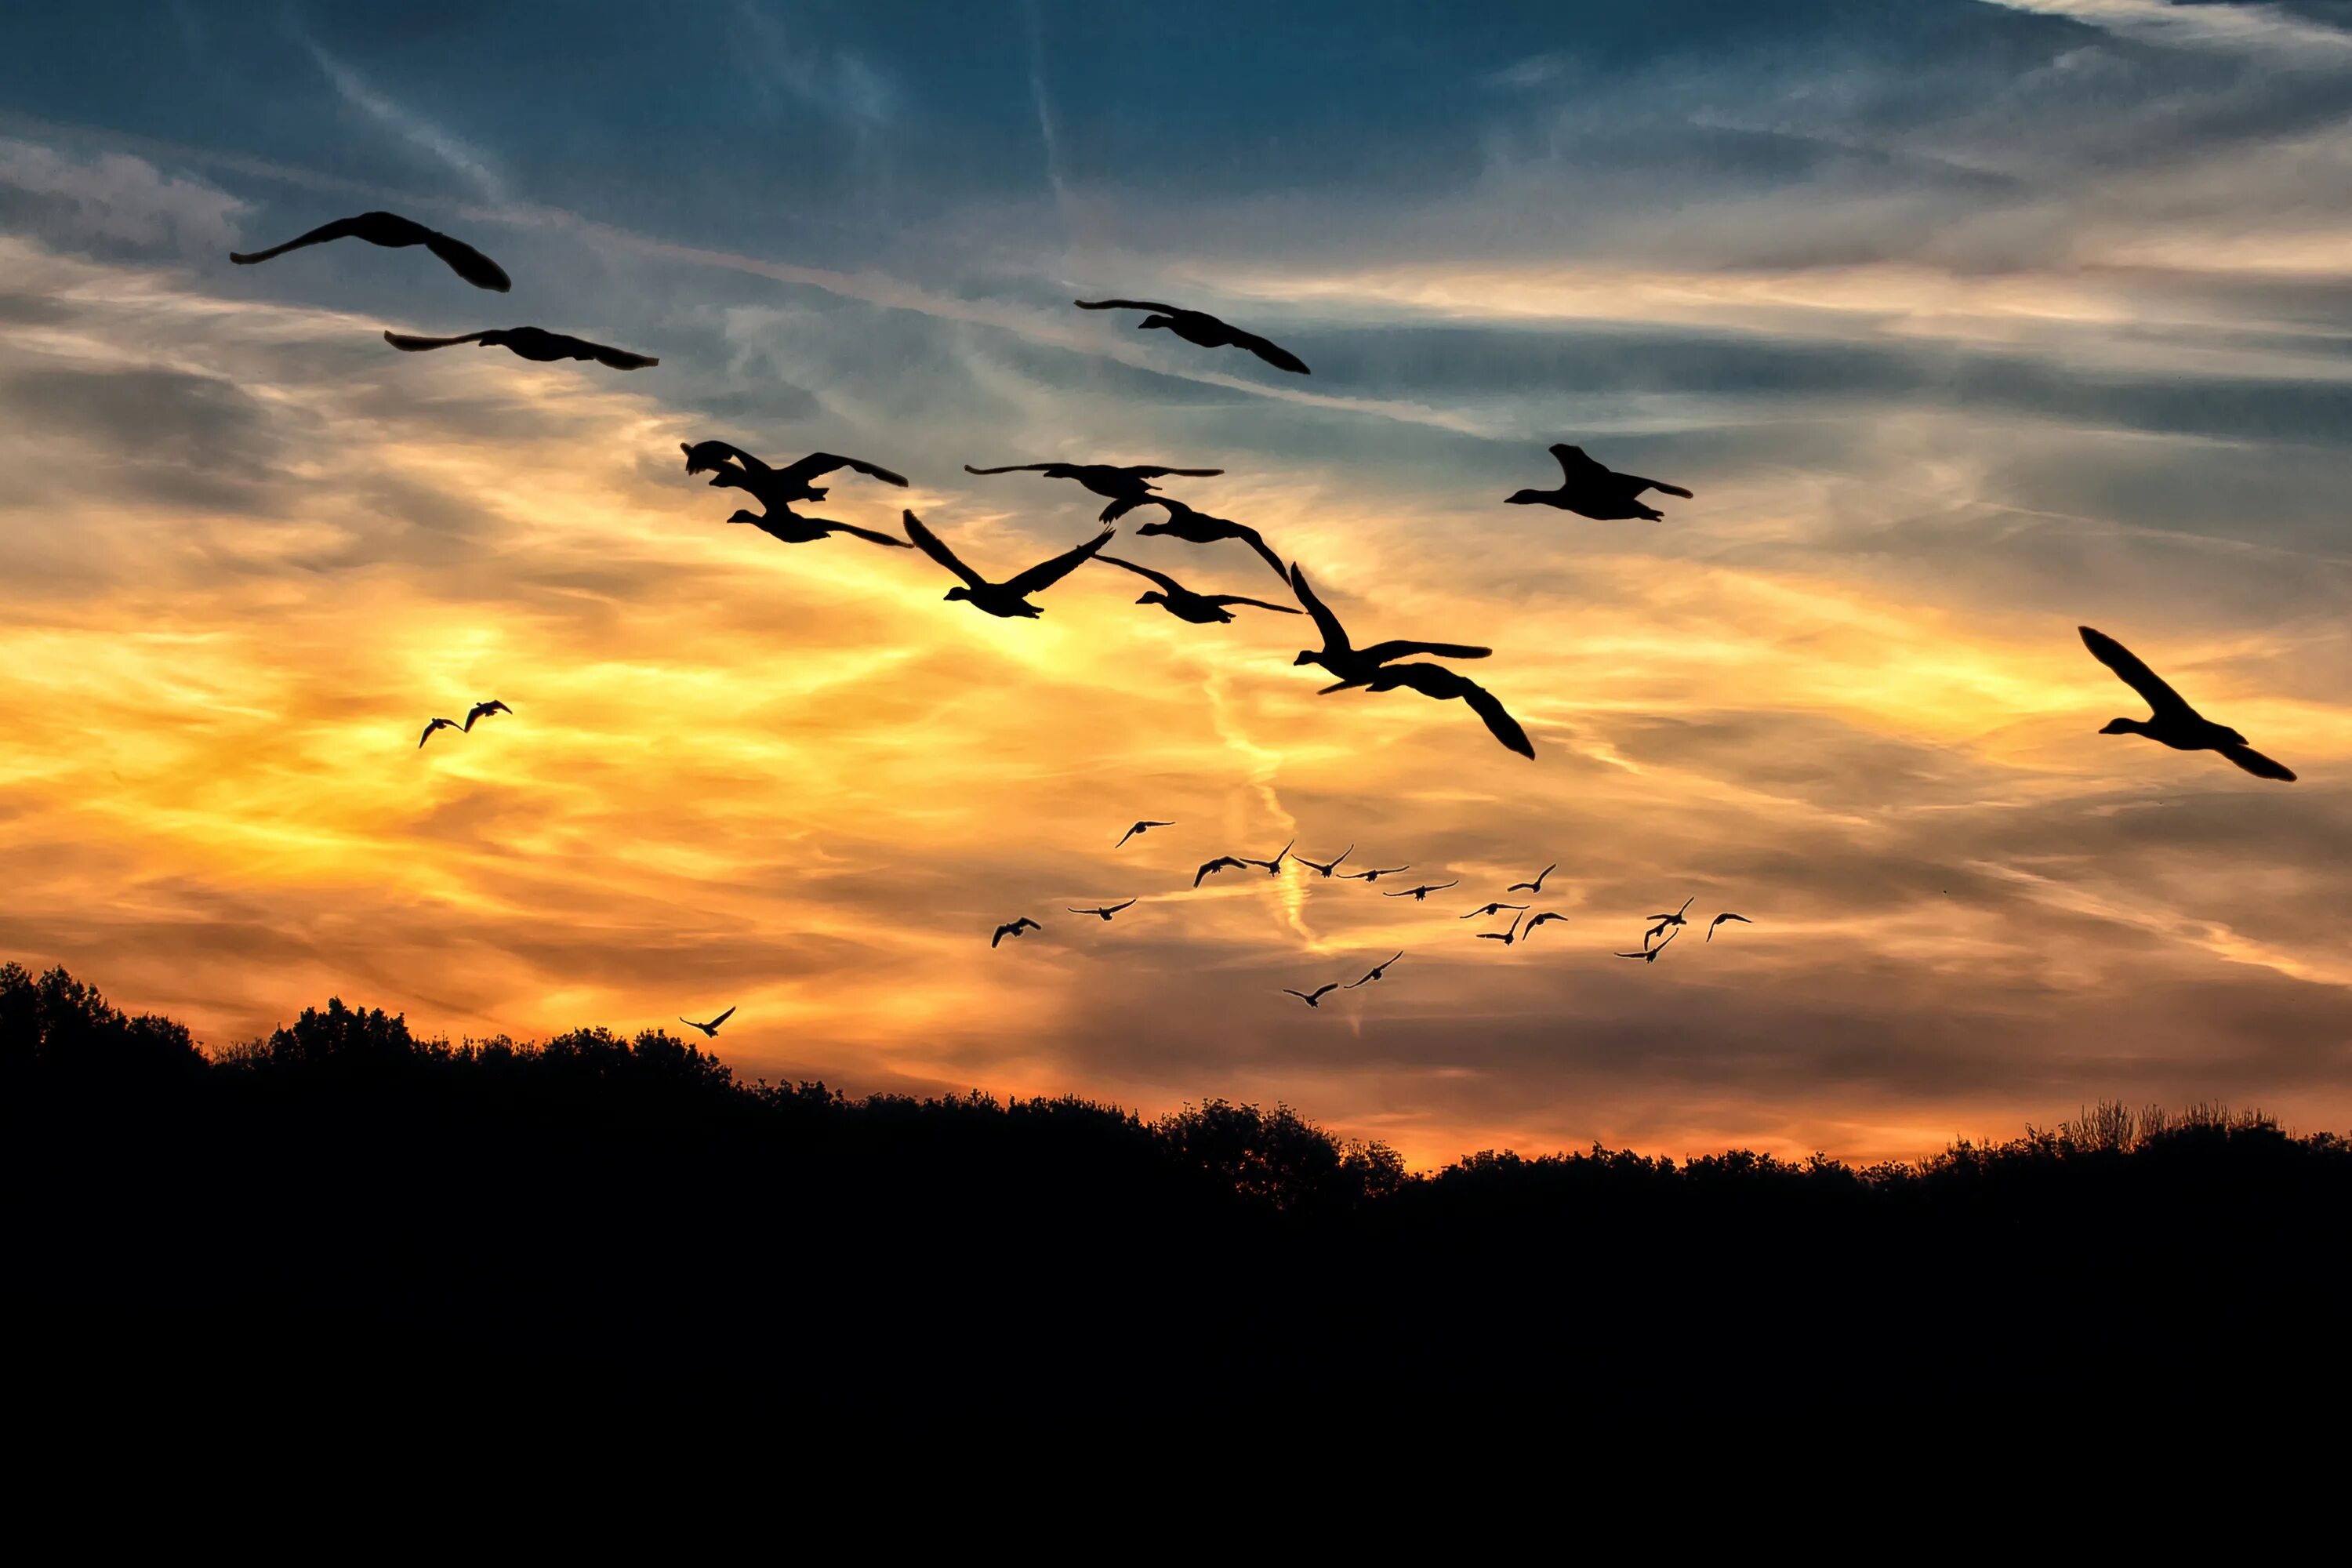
top-left (1242, 839), bottom-right (1294, 877)
top-left (726, 508), bottom-right (912, 550)
top-left (1094, 555), bottom-right (1301, 625)
top-left (1068, 898), bottom-right (1138, 921)
top-left (2079, 626), bottom-right (2295, 782)
top-left (1524, 911), bottom-right (1568, 939)
top-left (1461, 902), bottom-right (1527, 919)
top-left (1508, 863), bottom-right (1556, 895)
top-left (383, 326), bottom-right (658, 370)
top-left (1282, 984), bottom-right (1341, 1008)
top-left (1343, 952), bottom-right (1404, 988)
top-left (1116, 820), bottom-right (1174, 847)
top-left (1385, 880), bottom-right (1459, 902)
top-left (1707, 913), bottom-right (1751, 942)
top-left (679, 1006), bottom-right (736, 1037)
top-left (1294, 845), bottom-right (1353, 878)
top-left (418, 717), bottom-right (461, 748)
top-left (1646, 897), bottom-right (1694, 946)
top-left (992, 918), bottom-right (1042, 948)
top-left (682, 442), bottom-right (909, 510)
top-left (1339, 866), bottom-right (1410, 883)
top-left (1506, 444), bottom-right (1692, 521)
top-left (1289, 563), bottom-right (1490, 690)
top-left (1133, 499), bottom-right (1290, 584)
top-left (1617, 931), bottom-right (1676, 963)
top-left (1330, 662), bottom-right (1534, 759)
top-left (1195, 855), bottom-right (1249, 887)
top-left (903, 510), bottom-right (1114, 619)
top-left (463, 699), bottom-right (511, 732)
top-left (231, 210), bottom-right (510, 291)
top-left (1475, 912), bottom-right (1526, 946)
top-left (964, 461), bottom-right (1225, 523)
top-left (1073, 299), bottom-right (1311, 375)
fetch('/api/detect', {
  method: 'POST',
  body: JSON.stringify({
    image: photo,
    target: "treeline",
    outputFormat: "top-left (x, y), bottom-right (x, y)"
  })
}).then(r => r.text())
top-left (6, 961), bottom-right (2350, 1410)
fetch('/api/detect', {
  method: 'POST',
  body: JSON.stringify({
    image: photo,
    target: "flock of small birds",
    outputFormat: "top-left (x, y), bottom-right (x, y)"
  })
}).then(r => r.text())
top-left (224, 208), bottom-right (2306, 1037)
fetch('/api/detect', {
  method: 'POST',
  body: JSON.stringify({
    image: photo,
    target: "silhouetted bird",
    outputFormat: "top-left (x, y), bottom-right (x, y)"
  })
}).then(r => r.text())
top-left (964, 462), bottom-right (1223, 523)
top-left (903, 511), bottom-right (1113, 618)
top-left (1068, 899), bottom-right (1138, 921)
top-left (1385, 880), bottom-right (1458, 902)
top-left (1461, 902), bottom-right (1527, 919)
top-left (992, 917), bottom-right (1042, 948)
top-left (1508, 863), bottom-right (1556, 895)
top-left (1343, 952), bottom-right (1404, 988)
top-left (1094, 555), bottom-right (1301, 625)
top-left (679, 1007), bottom-right (736, 1038)
top-left (1132, 499), bottom-right (1290, 584)
top-left (1242, 839), bottom-right (1294, 877)
top-left (1476, 911), bottom-right (1526, 946)
top-left (463, 699), bottom-right (511, 732)
top-left (1195, 855), bottom-right (1248, 887)
top-left (1116, 821), bottom-right (1174, 847)
top-left (1707, 913), bottom-right (1751, 942)
top-left (1617, 931), bottom-right (1676, 963)
top-left (727, 508), bottom-right (911, 550)
top-left (1290, 563), bottom-right (1490, 689)
top-left (1073, 299), bottom-right (1311, 375)
top-left (1294, 845), bottom-right (1353, 878)
top-left (231, 211), bottom-right (511, 291)
top-left (383, 327), bottom-right (657, 370)
top-left (1506, 444), bottom-right (1692, 521)
top-left (682, 443), bottom-right (908, 510)
top-left (1339, 866), bottom-right (1410, 883)
top-left (2079, 626), bottom-right (2295, 782)
top-left (1334, 662), bottom-right (1534, 759)
top-left (1646, 897), bottom-right (1695, 946)
top-left (418, 717), bottom-right (461, 748)
top-left (1282, 984), bottom-right (1341, 1008)
top-left (1525, 911), bottom-right (1567, 938)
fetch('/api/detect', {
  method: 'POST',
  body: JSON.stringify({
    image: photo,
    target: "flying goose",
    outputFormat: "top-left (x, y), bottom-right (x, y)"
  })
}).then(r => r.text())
top-left (963, 462), bottom-right (1224, 523)
top-left (1282, 984), bottom-right (1341, 1008)
top-left (1195, 855), bottom-right (1249, 887)
top-left (1116, 820), bottom-right (1174, 847)
top-left (232, 211), bottom-right (510, 291)
top-left (1645, 897), bottom-right (1694, 946)
top-left (1506, 444), bottom-right (1692, 521)
top-left (1094, 555), bottom-right (1301, 625)
top-left (1384, 880), bottom-right (1459, 902)
top-left (902, 510), bottom-right (1114, 618)
top-left (383, 326), bottom-right (658, 370)
top-left (992, 918), bottom-right (1043, 948)
top-left (1332, 662), bottom-right (1535, 760)
top-left (1288, 563), bottom-right (1490, 690)
top-left (1475, 911), bottom-right (1526, 946)
top-left (1338, 866), bottom-right (1410, 883)
top-left (1240, 839), bottom-right (1294, 877)
top-left (1073, 299), bottom-right (1310, 375)
top-left (726, 508), bottom-right (912, 550)
top-left (2079, 626), bottom-right (2295, 782)
top-left (1461, 902), bottom-right (1527, 919)
top-left (1707, 913), bottom-right (1751, 942)
top-left (1508, 863), bottom-right (1555, 895)
top-left (1342, 952), bottom-right (1404, 988)
top-left (679, 1006), bottom-right (736, 1037)
top-left (1068, 898), bottom-right (1138, 921)
top-left (1131, 499), bottom-right (1290, 584)
top-left (1617, 930), bottom-right (1676, 963)
top-left (682, 442), bottom-right (908, 510)
top-left (418, 717), bottom-right (462, 748)
top-left (1524, 912), bottom-right (1568, 939)
top-left (1294, 845), bottom-right (1353, 878)
top-left (462, 699), bottom-right (511, 732)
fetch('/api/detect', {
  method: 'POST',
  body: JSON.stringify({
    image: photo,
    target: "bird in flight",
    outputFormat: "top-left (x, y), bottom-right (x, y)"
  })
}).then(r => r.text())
top-left (1094, 555), bottom-right (1301, 626)
top-left (903, 510), bottom-right (1114, 619)
top-left (679, 1006), bottom-right (736, 1038)
top-left (1068, 898), bottom-right (1138, 921)
top-left (1073, 299), bottom-right (1311, 375)
top-left (1461, 901), bottom-right (1527, 919)
top-left (1508, 863), bottom-right (1556, 895)
top-left (1241, 839), bottom-right (1294, 877)
top-left (1131, 499), bottom-right (1290, 584)
top-left (1708, 913), bottom-right (1751, 942)
top-left (1385, 880), bottom-right (1459, 902)
top-left (1646, 897), bottom-right (1695, 946)
top-left (1281, 984), bottom-right (1341, 1008)
top-left (1506, 444), bottom-right (1693, 521)
top-left (963, 462), bottom-right (1224, 523)
top-left (1476, 911), bottom-right (1527, 946)
top-left (1195, 855), bottom-right (1249, 887)
top-left (725, 508), bottom-right (912, 550)
top-left (2079, 626), bottom-right (2295, 782)
top-left (991, 918), bottom-right (1042, 948)
top-left (1339, 866), bottom-right (1410, 883)
top-left (1343, 952), bottom-right (1404, 988)
top-left (682, 442), bottom-right (908, 510)
top-left (1617, 931), bottom-right (1677, 963)
top-left (1289, 563), bottom-right (1490, 691)
top-left (418, 717), bottom-right (462, 748)
top-left (1116, 821), bottom-right (1174, 847)
top-left (383, 326), bottom-right (658, 370)
top-left (463, 699), bottom-right (511, 732)
top-left (1334, 662), bottom-right (1535, 760)
top-left (1294, 845), bottom-right (1353, 878)
top-left (1524, 912), bottom-right (1568, 940)
top-left (231, 211), bottom-right (511, 291)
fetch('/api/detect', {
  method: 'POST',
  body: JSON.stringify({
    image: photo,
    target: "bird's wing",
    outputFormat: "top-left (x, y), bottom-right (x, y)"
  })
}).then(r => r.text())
top-left (1355, 640), bottom-right (1493, 666)
top-left (1019, 918), bottom-right (1040, 931)
top-left (900, 512), bottom-right (989, 589)
top-left (1130, 467), bottom-right (1225, 479)
top-left (383, 329), bottom-right (493, 352)
top-left (991, 926), bottom-right (1010, 946)
top-left (580, 338), bottom-right (659, 370)
top-left (1630, 477), bottom-right (1694, 499)
top-left (711, 1007), bottom-right (736, 1028)
top-left (822, 521), bottom-right (916, 549)
top-left (417, 722), bottom-right (437, 747)
top-left (782, 452), bottom-right (909, 486)
top-left (230, 214), bottom-right (383, 263)
top-left (1095, 554), bottom-right (1184, 593)
top-left (1287, 563), bottom-right (1349, 655)
top-left (1004, 526), bottom-right (1116, 597)
top-left (2078, 626), bottom-right (2196, 719)
top-left (1073, 299), bottom-right (1185, 314)
top-left (1282, 989), bottom-right (1312, 1001)
top-left (1433, 880), bottom-right (1460, 891)
top-left (1550, 443), bottom-right (1609, 480)
top-left (2218, 743), bottom-right (2297, 782)
top-left (1454, 679), bottom-right (1535, 758)
top-left (1108, 898), bottom-right (1138, 913)
top-left (1205, 595), bottom-right (1301, 615)
top-left (1229, 328), bottom-right (1311, 375)
top-left (964, 463), bottom-right (1058, 474)
top-left (421, 230), bottom-right (513, 292)
top-left (1313, 985), bottom-right (1338, 1000)
top-left (682, 439), bottom-right (764, 475)
top-left (1116, 826), bottom-right (1140, 846)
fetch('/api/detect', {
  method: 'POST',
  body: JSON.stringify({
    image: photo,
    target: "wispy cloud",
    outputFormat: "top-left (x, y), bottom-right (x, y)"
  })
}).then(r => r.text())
top-left (0, 136), bottom-right (244, 252)
top-left (732, 2), bottom-right (898, 128)
top-left (306, 42), bottom-right (509, 204)
top-left (1982, 0), bottom-right (2352, 60)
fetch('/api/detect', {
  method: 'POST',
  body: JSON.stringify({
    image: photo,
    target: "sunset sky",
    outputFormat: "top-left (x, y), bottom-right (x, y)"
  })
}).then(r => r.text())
top-left (4, 0), bottom-right (2351, 1165)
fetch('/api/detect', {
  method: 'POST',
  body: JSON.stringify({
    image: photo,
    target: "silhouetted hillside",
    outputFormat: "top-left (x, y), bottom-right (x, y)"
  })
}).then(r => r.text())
top-left (6, 962), bottom-right (2349, 1417)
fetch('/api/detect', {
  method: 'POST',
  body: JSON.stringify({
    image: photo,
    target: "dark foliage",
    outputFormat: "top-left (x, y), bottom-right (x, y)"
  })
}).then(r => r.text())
top-left (5, 962), bottom-right (2349, 1420)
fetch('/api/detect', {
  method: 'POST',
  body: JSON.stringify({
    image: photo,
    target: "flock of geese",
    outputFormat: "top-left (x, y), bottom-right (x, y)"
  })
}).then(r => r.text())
top-left (226, 206), bottom-right (2303, 1030)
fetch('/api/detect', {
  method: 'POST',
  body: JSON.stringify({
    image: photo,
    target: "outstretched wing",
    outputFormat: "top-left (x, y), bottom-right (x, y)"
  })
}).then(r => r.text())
top-left (964, 463), bottom-right (1061, 475)
top-left (2078, 626), bottom-right (2197, 720)
top-left (1004, 526), bottom-right (1116, 597)
top-left (900, 511), bottom-right (989, 589)
top-left (1630, 477), bottom-right (1694, 499)
top-left (683, 440), bottom-right (768, 476)
top-left (818, 521), bottom-right (913, 549)
top-left (231, 214), bottom-right (395, 264)
top-left (383, 329), bottom-right (493, 352)
top-left (420, 229), bottom-right (513, 292)
top-left (710, 1006), bottom-right (736, 1029)
top-left (1287, 563), bottom-right (1350, 656)
top-left (1550, 443), bottom-right (1610, 481)
top-left (1205, 594), bottom-right (1301, 615)
top-left (1107, 898), bottom-right (1138, 914)
top-left (2219, 743), bottom-right (2296, 782)
top-left (1074, 298), bottom-right (1185, 314)
top-left (1281, 989), bottom-right (1313, 1002)
top-left (781, 452), bottom-right (909, 487)
top-left (992, 924), bottom-right (1011, 946)
top-left (577, 336), bottom-right (659, 370)
top-left (1096, 554), bottom-right (1183, 593)
top-left (1228, 328), bottom-right (1311, 376)
top-left (1131, 466), bottom-right (1225, 479)
top-left (1356, 639), bottom-right (1492, 666)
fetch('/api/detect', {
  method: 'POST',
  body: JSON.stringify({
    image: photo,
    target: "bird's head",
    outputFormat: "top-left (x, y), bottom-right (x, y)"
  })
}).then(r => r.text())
top-left (2098, 717), bottom-right (2144, 736)
top-left (1136, 591), bottom-right (1165, 606)
top-left (1504, 488), bottom-right (1544, 506)
top-left (944, 586), bottom-right (971, 603)
top-left (1291, 650), bottom-right (1321, 669)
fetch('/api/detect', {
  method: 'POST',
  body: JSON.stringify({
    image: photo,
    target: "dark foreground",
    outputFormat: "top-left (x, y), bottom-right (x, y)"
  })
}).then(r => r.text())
top-left (8, 963), bottom-right (2350, 1420)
